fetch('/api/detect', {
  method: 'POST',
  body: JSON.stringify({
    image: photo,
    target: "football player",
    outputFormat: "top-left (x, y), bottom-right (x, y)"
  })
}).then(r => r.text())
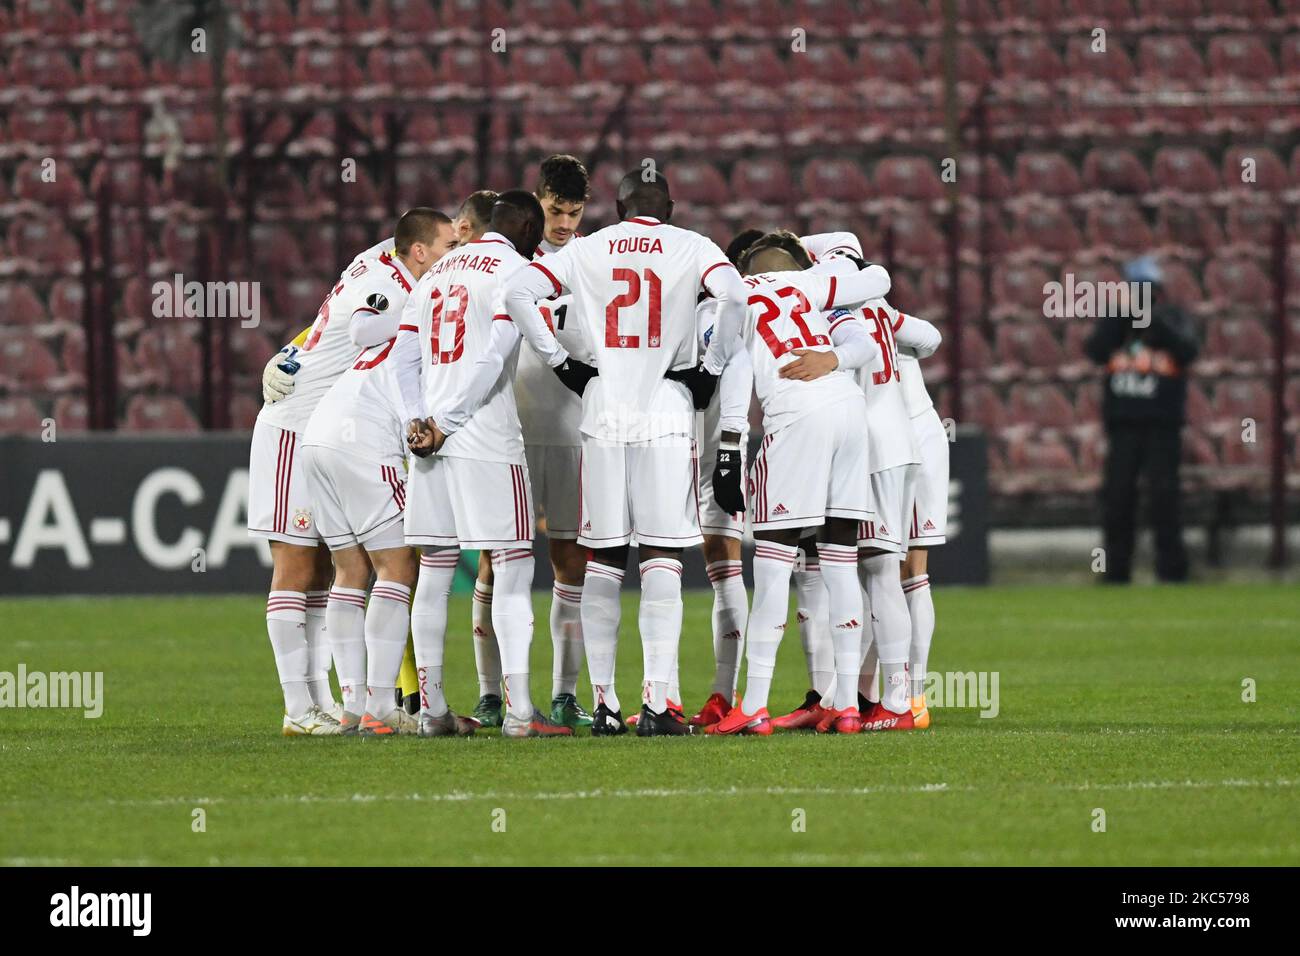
top-left (705, 232), bottom-right (891, 735)
top-left (251, 209), bottom-right (454, 736)
top-left (399, 191), bottom-right (573, 738)
top-left (468, 156), bottom-right (595, 730)
top-left (504, 170), bottom-right (749, 736)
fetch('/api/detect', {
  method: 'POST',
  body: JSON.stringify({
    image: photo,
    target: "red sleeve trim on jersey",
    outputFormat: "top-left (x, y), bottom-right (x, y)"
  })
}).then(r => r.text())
top-left (893, 313), bottom-right (907, 333)
top-left (824, 245), bottom-right (861, 257)
top-left (398, 324), bottom-right (418, 333)
top-left (352, 306), bottom-right (379, 316)
top-left (493, 313), bottom-right (512, 322)
top-left (699, 261), bottom-right (731, 291)
top-left (529, 260), bottom-right (562, 296)
top-left (824, 276), bottom-right (838, 311)
top-left (828, 313), bottom-right (855, 334)
top-left (626, 216), bottom-right (662, 226)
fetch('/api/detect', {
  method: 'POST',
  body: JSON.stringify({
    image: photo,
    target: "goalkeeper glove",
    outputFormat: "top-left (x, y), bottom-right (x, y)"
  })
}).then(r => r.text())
top-left (712, 442), bottom-right (745, 516)
top-left (553, 357), bottom-right (598, 397)
top-left (261, 346), bottom-right (300, 404)
top-left (665, 362), bottom-right (719, 410)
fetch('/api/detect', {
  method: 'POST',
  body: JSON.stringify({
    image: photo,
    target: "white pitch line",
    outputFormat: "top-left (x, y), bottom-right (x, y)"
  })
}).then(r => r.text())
top-left (6, 777), bottom-right (1295, 810)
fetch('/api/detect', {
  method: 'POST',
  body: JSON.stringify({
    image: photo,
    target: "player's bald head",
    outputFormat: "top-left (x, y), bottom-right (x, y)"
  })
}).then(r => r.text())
top-left (490, 189), bottom-right (545, 258)
top-left (616, 169), bottom-right (673, 222)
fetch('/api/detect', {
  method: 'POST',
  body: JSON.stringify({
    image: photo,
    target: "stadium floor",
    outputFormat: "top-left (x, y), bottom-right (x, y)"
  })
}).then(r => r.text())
top-left (1, 584), bottom-right (1296, 866)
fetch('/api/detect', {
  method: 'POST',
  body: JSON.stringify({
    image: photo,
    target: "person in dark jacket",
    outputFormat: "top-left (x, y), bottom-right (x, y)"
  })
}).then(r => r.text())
top-left (1084, 257), bottom-right (1201, 583)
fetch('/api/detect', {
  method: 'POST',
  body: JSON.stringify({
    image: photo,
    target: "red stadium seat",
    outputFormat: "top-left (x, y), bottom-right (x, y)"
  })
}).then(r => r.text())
top-left (888, 211), bottom-right (946, 266)
top-left (1081, 148), bottom-right (1151, 195)
top-left (1153, 202), bottom-right (1225, 259)
top-left (1151, 147), bottom-right (1221, 196)
top-left (84, 0), bottom-right (133, 35)
top-left (1224, 199), bottom-right (1284, 251)
top-left (580, 0), bottom-right (650, 34)
top-left (12, 159), bottom-right (85, 208)
top-left (0, 397), bottom-right (44, 434)
top-left (666, 161), bottom-right (730, 205)
top-left (729, 159), bottom-right (794, 204)
top-left (80, 49), bottom-right (148, 92)
top-left (1204, 257), bottom-right (1272, 309)
top-left (1065, 37), bottom-right (1136, 87)
top-left (89, 160), bottom-right (161, 208)
top-left (1005, 433), bottom-right (1077, 474)
top-left (8, 108), bottom-right (80, 150)
top-left (15, 0), bottom-right (80, 37)
top-left (48, 278), bottom-right (85, 326)
top-left (1184, 383), bottom-right (1214, 430)
top-left (1208, 34), bottom-right (1279, 84)
top-left (1009, 383), bottom-right (1076, 430)
top-left (962, 384), bottom-right (1009, 431)
top-left (922, 40), bottom-right (993, 87)
top-left (8, 49), bottom-right (80, 95)
top-left (296, 0), bottom-right (375, 37)
top-left (644, 0), bottom-right (719, 37)
top-left (440, 0), bottom-right (510, 37)
top-left (800, 158), bottom-right (872, 204)
top-left (872, 156), bottom-right (944, 203)
top-left (134, 329), bottom-right (203, 396)
top-left (1083, 201), bottom-right (1153, 257)
top-left (1137, 36), bottom-right (1205, 89)
top-left (240, 48), bottom-right (293, 92)
top-left (1214, 317), bottom-right (1276, 371)
top-left (787, 40), bottom-right (855, 86)
top-left (513, 0), bottom-right (583, 34)
top-left (999, 324), bottom-right (1065, 376)
top-left (1133, 0), bottom-right (1201, 28)
top-left (962, 155), bottom-right (1013, 199)
top-left (1202, 0), bottom-right (1279, 28)
top-left (718, 45), bottom-right (789, 87)
top-left (123, 395), bottom-right (201, 433)
top-left (1013, 202), bottom-right (1084, 260)
top-left (1281, 35), bottom-right (1300, 89)
top-left (1155, 261), bottom-right (1204, 308)
top-left (52, 394), bottom-right (90, 432)
top-left (231, 394), bottom-right (262, 431)
top-left (366, 48), bottom-right (437, 94)
top-left (996, 36), bottom-right (1063, 83)
top-left (293, 48), bottom-right (366, 93)
top-left (1220, 146), bottom-right (1289, 192)
top-left (0, 338), bottom-right (60, 391)
top-left (7, 218), bottom-right (80, 268)
top-left (856, 41), bottom-right (925, 86)
top-left (373, 0), bottom-right (440, 38)
top-left (1013, 152), bottom-right (1082, 198)
top-left (248, 224), bottom-right (304, 267)
top-left (992, 264), bottom-right (1053, 319)
top-left (578, 45), bottom-right (649, 87)
top-left (1211, 379), bottom-right (1270, 434)
top-left (241, 0), bottom-right (296, 38)
top-left (81, 108), bottom-right (143, 149)
top-left (0, 281), bottom-right (49, 329)
top-left (508, 47), bottom-right (579, 90)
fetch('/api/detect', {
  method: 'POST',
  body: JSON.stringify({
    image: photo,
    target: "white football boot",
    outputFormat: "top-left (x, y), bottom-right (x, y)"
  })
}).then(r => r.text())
top-left (282, 705), bottom-right (343, 736)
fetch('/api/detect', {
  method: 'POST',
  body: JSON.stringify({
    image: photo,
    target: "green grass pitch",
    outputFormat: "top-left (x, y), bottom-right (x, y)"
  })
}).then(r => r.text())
top-left (1, 583), bottom-right (1296, 866)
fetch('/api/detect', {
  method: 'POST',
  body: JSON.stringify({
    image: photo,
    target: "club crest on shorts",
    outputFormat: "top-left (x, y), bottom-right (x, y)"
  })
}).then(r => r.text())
top-left (292, 508), bottom-right (313, 531)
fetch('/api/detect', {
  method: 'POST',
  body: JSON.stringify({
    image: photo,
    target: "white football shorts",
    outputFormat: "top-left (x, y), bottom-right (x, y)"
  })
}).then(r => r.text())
top-left (247, 418), bottom-right (321, 546)
top-left (300, 444), bottom-right (407, 552)
top-left (908, 408), bottom-right (949, 547)
top-left (748, 399), bottom-right (872, 533)
top-left (578, 434), bottom-right (702, 549)
top-left (858, 463), bottom-right (918, 554)
top-left (404, 454), bottom-right (534, 550)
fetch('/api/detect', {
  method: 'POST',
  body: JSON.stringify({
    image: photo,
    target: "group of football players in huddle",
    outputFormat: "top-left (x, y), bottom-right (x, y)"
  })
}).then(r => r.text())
top-left (249, 153), bottom-right (948, 739)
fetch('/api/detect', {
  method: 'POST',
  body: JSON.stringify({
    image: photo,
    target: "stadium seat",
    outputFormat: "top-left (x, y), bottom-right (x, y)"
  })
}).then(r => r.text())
top-left (89, 160), bottom-right (161, 208)
top-left (0, 397), bottom-right (44, 435)
top-left (1152, 202), bottom-right (1225, 260)
top-left (643, 0), bottom-right (720, 38)
top-left (230, 394), bottom-right (262, 431)
top-left (888, 211), bottom-right (946, 266)
top-left (7, 218), bottom-right (80, 269)
top-left (922, 39), bottom-right (993, 87)
top-left (47, 278), bottom-right (85, 328)
top-left (241, 0), bottom-right (296, 38)
top-left (800, 158), bottom-right (872, 205)
top-left (12, 159), bottom-right (85, 208)
top-left (1137, 36), bottom-right (1205, 89)
top-left (578, 45), bottom-right (650, 88)
top-left (580, 0), bottom-right (650, 35)
top-left (646, 44), bottom-right (718, 88)
top-left (1013, 152), bottom-right (1082, 198)
top-left (135, 329), bottom-right (203, 396)
top-left (83, 0), bottom-right (134, 36)
top-left (718, 45), bottom-right (790, 87)
top-left (8, 108), bottom-right (80, 151)
top-left (1009, 382), bottom-right (1076, 430)
top-left (729, 159), bottom-right (795, 204)
top-left (997, 324), bottom-right (1065, 379)
top-left (1208, 34), bottom-right (1279, 84)
top-left (372, 0), bottom-right (440, 39)
top-left (855, 41), bottom-right (925, 86)
top-left (80, 49), bottom-right (148, 93)
top-left (0, 338), bottom-right (61, 392)
top-left (664, 161), bottom-right (729, 205)
top-left (786, 39), bottom-right (855, 86)
top-left (507, 47), bottom-right (580, 90)
top-left (1083, 200), bottom-right (1153, 258)
top-left (81, 108), bottom-right (144, 151)
top-left (365, 48), bottom-right (437, 95)
top-left (240, 48), bottom-right (293, 92)
top-left (872, 156), bottom-right (944, 203)
top-left (8, 49), bottom-right (80, 97)
top-left (996, 36), bottom-right (1063, 84)
top-left (1202, 0), bottom-right (1279, 29)
top-left (992, 264), bottom-right (1053, 320)
top-left (123, 395), bottom-right (201, 433)
top-left (1204, 257), bottom-right (1272, 309)
top-left (1155, 260), bottom-right (1205, 308)
top-left (1220, 145), bottom-right (1289, 193)
top-left (1151, 147), bottom-right (1221, 196)
top-left (1224, 199), bottom-right (1284, 251)
top-left (15, 0), bottom-right (80, 37)
top-left (292, 48), bottom-right (366, 94)
top-left (1081, 148), bottom-right (1151, 196)
top-left (0, 281), bottom-right (50, 333)
top-left (1012, 202), bottom-right (1084, 261)
top-left (295, 0), bottom-right (376, 39)
top-left (961, 383), bottom-right (1009, 431)
top-left (1064, 36), bottom-right (1136, 87)
top-left (1217, 317), bottom-right (1276, 373)
top-left (440, 0), bottom-right (510, 39)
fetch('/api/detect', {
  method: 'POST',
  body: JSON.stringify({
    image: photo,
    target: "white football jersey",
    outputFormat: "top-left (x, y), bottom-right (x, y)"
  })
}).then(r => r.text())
top-left (412, 233), bottom-right (528, 465)
top-left (741, 269), bottom-right (866, 434)
top-left (801, 231), bottom-right (864, 264)
top-left (259, 248), bottom-right (416, 435)
top-left (513, 236), bottom-right (591, 447)
top-left (301, 315), bottom-right (417, 468)
top-left (838, 298), bottom-right (920, 472)
top-left (899, 354), bottom-right (934, 417)
top-left (529, 216), bottom-right (734, 443)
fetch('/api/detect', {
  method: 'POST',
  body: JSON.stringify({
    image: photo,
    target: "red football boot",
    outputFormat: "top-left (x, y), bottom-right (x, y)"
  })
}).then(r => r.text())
top-left (705, 705), bottom-right (773, 736)
top-left (689, 692), bottom-right (732, 727)
top-left (771, 689), bottom-right (828, 730)
top-left (860, 701), bottom-right (916, 731)
top-left (814, 706), bottom-right (862, 734)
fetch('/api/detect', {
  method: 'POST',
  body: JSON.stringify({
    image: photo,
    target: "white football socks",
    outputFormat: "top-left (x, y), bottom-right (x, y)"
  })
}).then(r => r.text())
top-left (471, 580), bottom-right (502, 698)
top-left (904, 574), bottom-right (934, 698)
top-left (706, 559), bottom-right (748, 697)
top-left (492, 548), bottom-right (536, 720)
top-left (818, 543), bottom-right (864, 712)
top-left (266, 590), bottom-right (313, 716)
top-left (326, 586), bottom-right (367, 715)
top-left (743, 541), bottom-right (799, 713)
top-left (861, 552), bottom-right (911, 714)
top-left (638, 557), bottom-right (683, 714)
top-left (550, 581), bottom-right (584, 698)
top-left (365, 580), bottom-right (411, 720)
top-left (411, 548), bottom-right (458, 718)
top-left (793, 555), bottom-right (835, 695)
top-left (583, 560), bottom-right (624, 713)
top-left (305, 590), bottom-right (334, 709)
